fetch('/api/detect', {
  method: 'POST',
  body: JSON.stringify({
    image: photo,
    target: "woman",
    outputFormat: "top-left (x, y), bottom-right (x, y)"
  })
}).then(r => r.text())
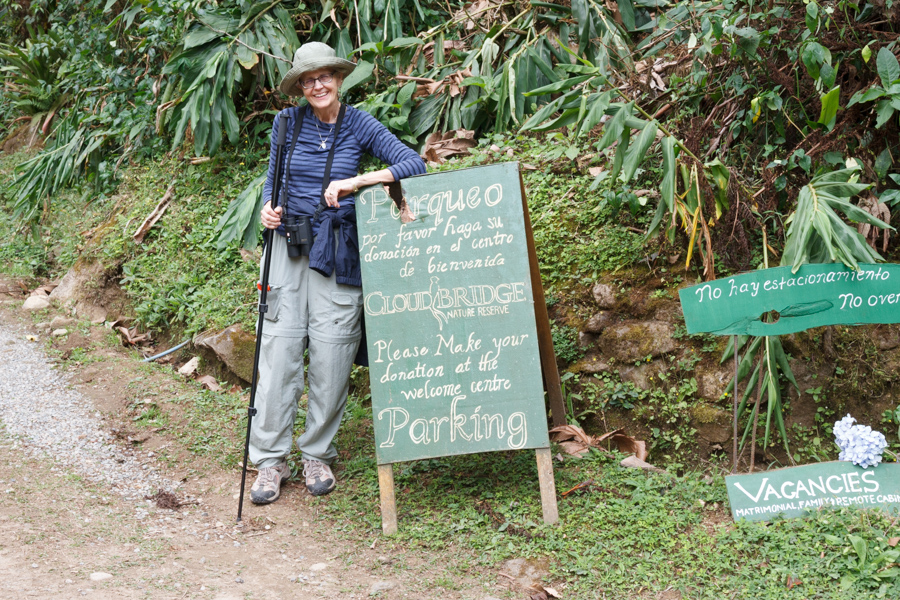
top-left (250, 42), bottom-right (425, 503)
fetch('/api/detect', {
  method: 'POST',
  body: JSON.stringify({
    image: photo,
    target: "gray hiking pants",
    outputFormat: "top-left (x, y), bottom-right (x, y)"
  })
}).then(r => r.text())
top-left (249, 233), bottom-right (362, 469)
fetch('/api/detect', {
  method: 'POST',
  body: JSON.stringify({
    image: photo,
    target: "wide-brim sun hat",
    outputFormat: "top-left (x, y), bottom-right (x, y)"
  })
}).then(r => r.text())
top-left (279, 42), bottom-right (356, 96)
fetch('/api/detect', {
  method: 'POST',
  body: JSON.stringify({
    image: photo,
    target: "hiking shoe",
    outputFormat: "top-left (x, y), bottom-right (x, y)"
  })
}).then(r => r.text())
top-left (249, 460), bottom-right (290, 505)
top-left (302, 459), bottom-right (336, 496)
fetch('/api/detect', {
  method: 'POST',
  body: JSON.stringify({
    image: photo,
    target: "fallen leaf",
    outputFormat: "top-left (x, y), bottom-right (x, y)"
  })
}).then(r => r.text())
top-left (620, 455), bottom-right (666, 474)
top-left (528, 583), bottom-right (560, 600)
top-left (588, 166), bottom-right (604, 177)
top-left (550, 424), bottom-right (594, 445)
top-left (422, 128), bottom-right (476, 163)
top-left (610, 432), bottom-right (649, 461)
top-left (594, 428), bottom-right (625, 443)
top-left (196, 375), bottom-right (222, 391)
top-left (558, 440), bottom-right (590, 457)
top-left (786, 575), bottom-right (802, 589)
top-left (228, 384), bottom-right (243, 394)
top-left (30, 283), bottom-right (57, 297)
top-left (888, 537), bottom-right (899, 547)
top-left (116, 326), bottom-right (150, 346)
top-left (857, 194), bottom-right (891, 252)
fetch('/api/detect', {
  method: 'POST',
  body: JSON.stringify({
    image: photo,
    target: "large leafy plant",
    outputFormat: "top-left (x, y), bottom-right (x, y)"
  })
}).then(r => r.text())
top-left (723, 163), bottom-right (893, 460)
top-left (160, 0), bottom-right (300, 156)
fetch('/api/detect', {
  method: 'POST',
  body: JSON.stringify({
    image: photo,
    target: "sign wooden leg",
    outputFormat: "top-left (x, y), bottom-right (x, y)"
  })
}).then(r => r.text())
top-left (377, 463), bottom-right (398, 535)
top-left (535, 447), bottom-right (559, 525)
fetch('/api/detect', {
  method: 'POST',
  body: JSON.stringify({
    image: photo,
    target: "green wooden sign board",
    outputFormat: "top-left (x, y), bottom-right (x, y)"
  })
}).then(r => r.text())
top-left (356, 162), bottom-right (557, 533)
top-left (726, 461), bottom-right (900, 522)
top-left (678, 263), bottom-right (900, 336)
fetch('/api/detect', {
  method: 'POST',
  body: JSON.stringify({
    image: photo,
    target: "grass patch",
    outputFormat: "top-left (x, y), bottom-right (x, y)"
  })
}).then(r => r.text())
top-left (318, 428), bottom-right (900, 598)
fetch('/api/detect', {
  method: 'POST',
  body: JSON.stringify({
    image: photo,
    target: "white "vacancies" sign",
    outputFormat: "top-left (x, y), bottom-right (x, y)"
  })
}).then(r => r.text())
top-left (725, 461), bottom-right (900, 522)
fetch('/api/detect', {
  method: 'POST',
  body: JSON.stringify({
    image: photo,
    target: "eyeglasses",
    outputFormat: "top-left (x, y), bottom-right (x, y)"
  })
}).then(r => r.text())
top-left (300, 72), bottom-right (335, 89)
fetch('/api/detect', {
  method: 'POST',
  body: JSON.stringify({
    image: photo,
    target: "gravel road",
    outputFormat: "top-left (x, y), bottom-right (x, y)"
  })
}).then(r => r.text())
top-left (0, 319), bottom-right (179, 504)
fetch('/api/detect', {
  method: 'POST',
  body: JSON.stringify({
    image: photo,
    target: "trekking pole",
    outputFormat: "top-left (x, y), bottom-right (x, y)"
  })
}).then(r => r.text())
top-left (237, 115), bottom-right (289, 522)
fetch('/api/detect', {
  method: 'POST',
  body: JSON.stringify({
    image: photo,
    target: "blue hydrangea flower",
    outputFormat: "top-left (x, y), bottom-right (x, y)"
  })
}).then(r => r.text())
top-left (834, 414), bottom-right (887, 468)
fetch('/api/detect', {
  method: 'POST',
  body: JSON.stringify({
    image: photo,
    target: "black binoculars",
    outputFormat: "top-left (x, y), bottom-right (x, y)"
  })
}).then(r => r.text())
top-left (283, 215), bottom-right (313, 258)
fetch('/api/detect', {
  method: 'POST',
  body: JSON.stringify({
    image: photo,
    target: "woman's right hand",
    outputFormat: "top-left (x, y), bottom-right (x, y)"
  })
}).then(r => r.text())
top-left (261, 201), bottom-right (282, 230)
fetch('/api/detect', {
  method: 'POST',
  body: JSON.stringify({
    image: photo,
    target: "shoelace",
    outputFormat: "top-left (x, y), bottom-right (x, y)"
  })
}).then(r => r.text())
top-left (303, 461), bottom-right (326, 480)
top-left (257, 466), bottom-right (280, 486)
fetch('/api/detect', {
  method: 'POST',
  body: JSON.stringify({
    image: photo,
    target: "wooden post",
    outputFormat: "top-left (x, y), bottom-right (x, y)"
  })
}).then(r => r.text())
top-left (519, 171), bottom-right (566, 427)
top-left (535, 447), bottom-right (559, 525)
top-left (378, 463), bottom-right (398, 535)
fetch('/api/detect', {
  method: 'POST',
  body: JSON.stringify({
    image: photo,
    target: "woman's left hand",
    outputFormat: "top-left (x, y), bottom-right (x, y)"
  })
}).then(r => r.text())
top-left (323, 177), bottom-right (359, 208)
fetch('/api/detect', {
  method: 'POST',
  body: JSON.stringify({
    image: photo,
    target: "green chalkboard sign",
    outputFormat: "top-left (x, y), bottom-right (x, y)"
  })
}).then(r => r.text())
top-left (726, 462), bottom-right (900, 522)
top-left (356, 162), bottom-right (551, 464)
top-left (679, 263), bottom-right (900, 336)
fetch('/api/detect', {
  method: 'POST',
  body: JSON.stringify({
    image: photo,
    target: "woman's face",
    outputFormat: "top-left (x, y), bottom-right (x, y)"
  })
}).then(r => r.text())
top-left (299, 68), bottom-right (343, 115)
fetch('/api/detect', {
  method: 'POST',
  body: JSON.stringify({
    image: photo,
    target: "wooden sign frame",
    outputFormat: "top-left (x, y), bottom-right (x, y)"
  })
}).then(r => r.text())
top-left (356, 164), bottom-right (564, 534)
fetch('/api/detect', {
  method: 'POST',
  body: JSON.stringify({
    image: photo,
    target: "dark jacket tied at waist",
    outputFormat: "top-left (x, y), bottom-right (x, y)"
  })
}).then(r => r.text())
top-left (309, 205), bottom-right (361, 287)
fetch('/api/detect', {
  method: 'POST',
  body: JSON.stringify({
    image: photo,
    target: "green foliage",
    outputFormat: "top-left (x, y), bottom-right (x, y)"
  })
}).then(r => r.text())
top-left (722, 334), bottom-right (795, 457)
top-left (100, 153), bottom-right (263, 336)
top-left (0, 25), bottom-right (70, 120)
top-left (10, 113), bottom-right (113, 222)
top-left (2, 0), bottom-right (178, 227)
top-left (214, 172), bottom-right (264, 250)
top-left (847, 48), bottom-right (900, 129)
top-left (160, 0), bottom-right (300, 156)
top-left (551, 324), bottom-right (582, 365)
top-left (781, 165), bottom-right (890, 273)
top-left (829, 533), bottom-right (900, 592)
top-left (319, 397), bottom-right (900, 598)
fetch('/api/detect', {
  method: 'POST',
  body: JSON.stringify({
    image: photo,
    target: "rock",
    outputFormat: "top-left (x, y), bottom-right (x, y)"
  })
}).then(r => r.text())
top-left (51, 329), bottom-right (69, 337)
top-left (690, 403), bottom-right (732, 444)
top-left (618, 361), bottom-right (667, 389)
top-left (597, 321), bottom-right (677, 363)
top-left (695, 368), bottom-right (730, 400)
top-left (574, 355), bottom-right (610, 374)
top-left (368, 580), bottom-right (398, 596)
top-left (620, 455), bottom-right (666, 473)
top-left (89, 573), bottom-right (112, 582)
top-left (584, 311), bottom-right (618, 333)
top-left (235, 577), bottom-right (244, 584)
top-left (309, 563), bottom-right (328, 572)
top-left (179, 357), bottom-right (200, 377)
top-left (500, 557), bottom-right (550, 590)
top-left (83, 306), bottom-right (108, 324)
top-left (195, 325), bottom-right (256, 382)
top-left (592, 283), bottom-right (617, 309)
top-left (49, 316), bottom-right (75, 329)
top-left (376, 555), bottom-right (392, 565)
top-left (578, 332), bottom-right (597, 348)
top-left (22, 296), bottom-right (50, 311)
top-left (873, 326), bottom-right (900, 351)
top-left (50, 259), bottom-right (125, 322)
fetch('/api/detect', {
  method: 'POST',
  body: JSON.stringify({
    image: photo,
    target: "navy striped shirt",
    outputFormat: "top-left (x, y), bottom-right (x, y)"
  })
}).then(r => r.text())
top-left (262, 104), bottom-right (425, 237)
